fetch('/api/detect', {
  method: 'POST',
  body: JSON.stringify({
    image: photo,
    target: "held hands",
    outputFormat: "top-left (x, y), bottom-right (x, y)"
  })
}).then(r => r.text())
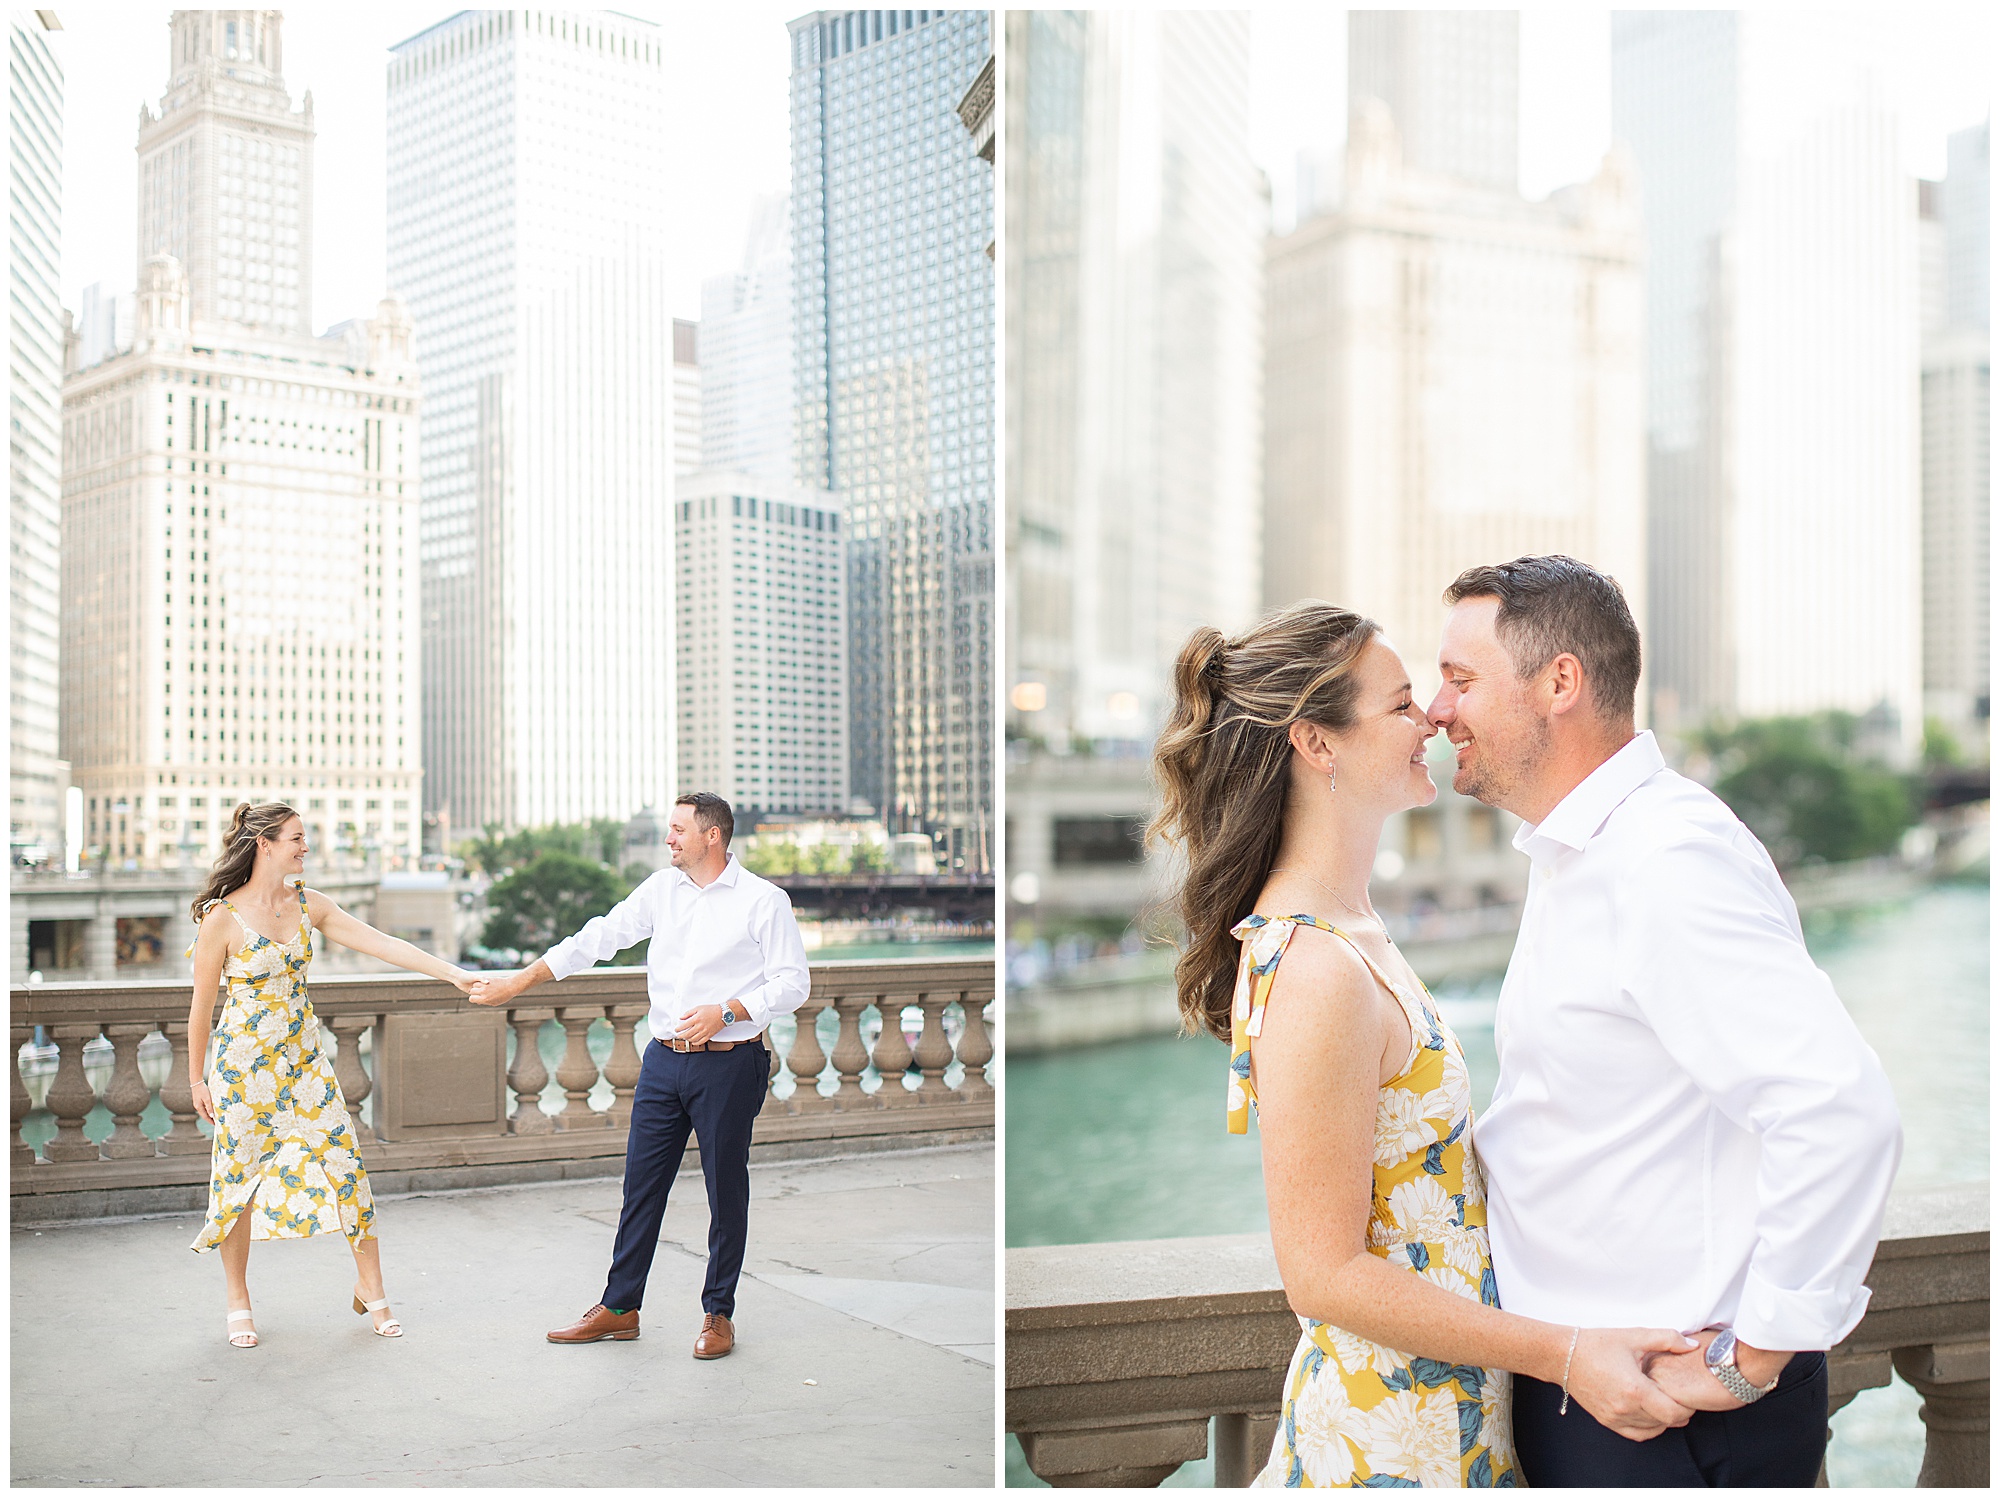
top-left (444, 967), bottom-right (480, 997)
top-left (673, 1004), bottom-right (728, 1045)
top-left (466, 971), bottom-right (524, 1007)
top-left (1565, 1327), bottom-right (1704, 1441)
top-left (1644, 1329), bottom-right (1773, 1414)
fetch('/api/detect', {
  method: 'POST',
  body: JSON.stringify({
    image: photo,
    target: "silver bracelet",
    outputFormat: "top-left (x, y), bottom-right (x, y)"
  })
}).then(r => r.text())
top-left (1558, 1326), bottom-right (1581, 1415)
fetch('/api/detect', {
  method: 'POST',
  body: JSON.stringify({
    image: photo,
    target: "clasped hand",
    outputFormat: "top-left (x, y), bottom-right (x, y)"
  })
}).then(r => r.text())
top-left (1570, 1324), bottom-right (1779, 1440)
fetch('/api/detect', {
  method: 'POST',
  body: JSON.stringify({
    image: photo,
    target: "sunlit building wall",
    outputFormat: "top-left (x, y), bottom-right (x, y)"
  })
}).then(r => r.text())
top-left (674, 472), bottom-right (847, 815)
top-left (61, 14), bottom-right (422, 869)
top-left (1613, 12), bottom-right (1921, 746)
top-left (1348, 10), bottom-right (1518, 193)
top-left (10, 14), bottom-right (66, 862)
top-left (1004, 11), bottom-right (1264, 751)
top-left (388, 10), bottom-right (674, 836)
top-left (1264, 91), bottom-right (1645, 714)
top-left (789, 8), bottom-right (994, 869)
top-left (673, 317), bottom-right (700, 478)
top-left (698, 193), bottom-right (793, 489)
top-left (1921, 120), bottom-right (1989, 735)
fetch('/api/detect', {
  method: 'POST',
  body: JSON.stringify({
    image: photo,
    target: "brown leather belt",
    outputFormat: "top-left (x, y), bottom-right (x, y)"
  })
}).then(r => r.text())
top-left (658, 1037), bottom-right (739, 1053)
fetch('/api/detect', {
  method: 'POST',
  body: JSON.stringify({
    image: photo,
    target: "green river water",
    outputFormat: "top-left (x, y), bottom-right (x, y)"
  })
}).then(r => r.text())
top-left (1005, 881), bottom-right (1988, 1487)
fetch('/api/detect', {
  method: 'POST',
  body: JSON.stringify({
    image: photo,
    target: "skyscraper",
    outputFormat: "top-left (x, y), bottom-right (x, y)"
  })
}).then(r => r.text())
top-left (1922, 120), bottom-right (1990, 737)
top-left (673, 318), bottom-right (701, 478)
top-left (11, 13), bottom-right (65, 864)
top-left (1348, 10), bottom-right (1519, 193)
top-left (698, 193), bottom-right (793, 488)
top-left (1613, 12), bottom-right (1921, 745)
top-left (674, 473), bottom-right (848, 815)
top-left (137, 9), bottom-right (313, 334)
top-left (61, 12), bottom-right (423, 869)
top-left (1263, 82), bottom-right (1645, 709)
top-left (1002, 11), bottom-right (1265, 751)
top-left (387, 11), bottom-right (674, 836)
top-left (789, 9), bottom-right (994, 871)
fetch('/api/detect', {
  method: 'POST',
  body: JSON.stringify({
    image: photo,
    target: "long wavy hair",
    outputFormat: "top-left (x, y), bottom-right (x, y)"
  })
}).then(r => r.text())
top-left (1150, 602), bottom-right (1380, 1041)
top-left (190, 801), bottom-right (302, 923)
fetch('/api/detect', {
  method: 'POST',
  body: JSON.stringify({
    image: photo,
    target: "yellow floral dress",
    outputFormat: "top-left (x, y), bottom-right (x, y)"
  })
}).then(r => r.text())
top-left (188, 884), bottom-right (374, 1252)
top-left (1229, 914), bottom-right (1517, 1489)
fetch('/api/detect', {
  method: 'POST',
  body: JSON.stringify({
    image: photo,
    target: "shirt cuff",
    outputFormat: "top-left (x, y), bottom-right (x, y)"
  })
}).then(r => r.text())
top-left (732, 991), bottom-right (770, 1028)
top-left (542, 941), bottom-right (586, 982)
top-left (1732, 1270), bottom-right (1871, 1352)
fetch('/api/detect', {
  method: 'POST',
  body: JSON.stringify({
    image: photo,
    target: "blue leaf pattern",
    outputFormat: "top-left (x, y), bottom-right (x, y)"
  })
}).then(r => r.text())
top-left (1223, 909), bottom-right (1514, 1485)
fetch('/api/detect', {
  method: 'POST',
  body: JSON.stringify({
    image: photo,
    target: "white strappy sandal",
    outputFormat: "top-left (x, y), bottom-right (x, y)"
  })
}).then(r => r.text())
top-left (226, 1308), bottom-right (259, 1348)
top-left (352, 1289), bottom-right (403, 1338)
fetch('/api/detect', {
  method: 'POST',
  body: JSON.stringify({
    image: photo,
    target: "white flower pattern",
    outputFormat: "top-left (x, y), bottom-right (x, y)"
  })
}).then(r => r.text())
top-left (189, 890), bottom-right (373, 1253)
top-left (1230, 913), bottom-right (1515, 1487)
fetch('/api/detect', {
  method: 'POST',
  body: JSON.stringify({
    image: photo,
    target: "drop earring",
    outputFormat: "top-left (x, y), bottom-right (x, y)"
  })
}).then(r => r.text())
top-left (1327, 761), bottom-right (1338, 795)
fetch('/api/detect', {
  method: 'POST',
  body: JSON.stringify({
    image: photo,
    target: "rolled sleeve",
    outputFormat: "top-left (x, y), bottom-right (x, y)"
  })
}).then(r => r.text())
top-left (1619, 837), bottom-right (1903, 1350)
top-left (736, 888), bottom-right (811, 1028)
top-left (542, 877), bottom-right (661, 981)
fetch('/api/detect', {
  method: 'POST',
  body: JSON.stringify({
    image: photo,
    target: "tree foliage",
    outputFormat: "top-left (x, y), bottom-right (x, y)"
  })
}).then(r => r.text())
top-left (1692, 714), bottom-right (1918, 868)
top-left (460, 818), bottom-right (627, 877)
top-left (480, 852), bottom-right (626, 954)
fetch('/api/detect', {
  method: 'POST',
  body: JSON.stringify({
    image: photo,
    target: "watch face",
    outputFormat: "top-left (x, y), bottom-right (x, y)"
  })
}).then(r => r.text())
top-left (1706, 1329), bottom-right (1736, 1369)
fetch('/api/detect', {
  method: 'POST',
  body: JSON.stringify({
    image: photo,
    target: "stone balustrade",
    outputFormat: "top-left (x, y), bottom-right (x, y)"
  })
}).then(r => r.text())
top-left (1006, 1182), bottom-right (1987, 1487)
top-left (12, 957), bottom-right (993, 1221)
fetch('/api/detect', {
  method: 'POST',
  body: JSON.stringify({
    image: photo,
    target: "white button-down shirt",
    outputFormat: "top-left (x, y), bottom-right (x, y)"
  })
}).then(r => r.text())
top-left (1476, 730), bottom-right (1902, 1351)
top-left (542, 854), bottom-right (811, 1044)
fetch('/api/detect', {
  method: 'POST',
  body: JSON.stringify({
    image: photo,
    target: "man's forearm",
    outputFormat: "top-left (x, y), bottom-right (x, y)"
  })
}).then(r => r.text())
top-left (511, 958), bottom-right (555, 996)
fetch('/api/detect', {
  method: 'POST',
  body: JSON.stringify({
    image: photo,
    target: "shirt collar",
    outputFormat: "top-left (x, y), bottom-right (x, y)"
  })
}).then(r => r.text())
top-left (1512, 729), bottom-right (1665, 860)
top-left (670, 852), bottom-right (743, 892)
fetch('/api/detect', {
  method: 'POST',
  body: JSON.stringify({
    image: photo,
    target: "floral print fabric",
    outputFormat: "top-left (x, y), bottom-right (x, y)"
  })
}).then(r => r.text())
top-left (1228, 913), bottom-right (1517, 1488)
top-left (188, 884), bottom-right (374, 1252)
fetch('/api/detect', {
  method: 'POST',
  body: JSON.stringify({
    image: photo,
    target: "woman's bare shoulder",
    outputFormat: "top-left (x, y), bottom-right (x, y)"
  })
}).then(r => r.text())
top-left (1256, 924), bottom-right (1384, 1044)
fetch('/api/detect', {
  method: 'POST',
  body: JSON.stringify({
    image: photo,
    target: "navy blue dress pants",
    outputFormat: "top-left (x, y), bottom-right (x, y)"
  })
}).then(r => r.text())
top-left (600, 1037), bottom-right (768, 1318)
top-left (1514, 1351), bottom-right (1828, 1487)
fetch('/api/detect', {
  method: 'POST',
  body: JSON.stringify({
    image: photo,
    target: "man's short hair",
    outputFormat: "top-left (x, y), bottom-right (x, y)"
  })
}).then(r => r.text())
top-left (1443, 555), bottom-right (1641, 723)
top-left (675, 791), bottom-right (734, 847)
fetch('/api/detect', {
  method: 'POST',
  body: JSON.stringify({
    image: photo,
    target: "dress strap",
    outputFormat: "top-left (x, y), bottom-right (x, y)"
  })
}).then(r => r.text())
top-left (294, 881), bottom-right (312, 946)
top-left (1313, 923), bottom-right (1442, 1074)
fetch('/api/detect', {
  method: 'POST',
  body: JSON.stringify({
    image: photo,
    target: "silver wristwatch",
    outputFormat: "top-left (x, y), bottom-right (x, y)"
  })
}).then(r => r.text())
top-left (1705, 1328), bottom-right (1781, 1404)
top-left (719, 1002), bottom-right (740, 1027)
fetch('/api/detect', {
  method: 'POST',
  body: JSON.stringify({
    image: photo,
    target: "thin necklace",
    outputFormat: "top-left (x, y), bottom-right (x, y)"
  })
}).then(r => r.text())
top-left (1270, 867), bottom-right (1388, 937)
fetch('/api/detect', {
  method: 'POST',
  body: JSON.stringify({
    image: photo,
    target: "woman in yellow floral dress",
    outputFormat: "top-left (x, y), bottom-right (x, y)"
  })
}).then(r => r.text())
top-left (186, 802), bottom-right (475, 1346)
top-left (1151, 604), bottom-right (1702, 1486)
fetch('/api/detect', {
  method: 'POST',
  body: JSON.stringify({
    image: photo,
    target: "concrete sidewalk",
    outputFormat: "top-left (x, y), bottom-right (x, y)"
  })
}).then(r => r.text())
top-left (11, 1143), bottom-right (994, 1487)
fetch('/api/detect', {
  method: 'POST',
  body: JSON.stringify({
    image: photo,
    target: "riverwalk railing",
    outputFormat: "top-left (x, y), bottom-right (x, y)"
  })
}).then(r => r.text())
top-left (1005, 1182), bottom-right (1988, 1487)
top-left (11, 958), bottom-right (993, 1221)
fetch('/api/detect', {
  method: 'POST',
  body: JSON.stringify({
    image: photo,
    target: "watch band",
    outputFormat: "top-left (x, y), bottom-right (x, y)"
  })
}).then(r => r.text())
top-left (1706, 1329), bottom-right (1781, 1404)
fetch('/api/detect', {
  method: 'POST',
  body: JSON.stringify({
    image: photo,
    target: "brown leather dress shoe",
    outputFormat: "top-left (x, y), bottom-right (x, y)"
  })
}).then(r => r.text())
top-left (693, 1312), bottom-right (734, 1359)
top-left (546, 1304), bottom-right (640, 1344)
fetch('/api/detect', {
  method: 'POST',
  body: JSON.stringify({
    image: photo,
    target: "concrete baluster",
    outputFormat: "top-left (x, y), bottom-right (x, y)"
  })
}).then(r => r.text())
top-left (828, 994), bottom-right (873, 1107)
top-left (954, 991), bottom-right (993, 1099)
top-left (1894, 1342), bottom-right (1989, 1487)
top-left (870, 994), bottom-right (917, 1104)
top-left (11, 1022), bottom-right (35, 1168)
top-left (783, 995), bottom-right (831, 1112)
top-left (1213, 1412), bottom-right (1280, 1487)
top-left (506, 1007), bottom-right (555, 1134)
top-left (325, 1015), bottom-right (376, 1138)
top-left (555, 1008), bottom-right (608, 1127)
top-left (43, 1024), bottom-right (104, 1163)
top-left (1017, 1423), bottom-right (1206, 1487)
top-left (156, 1020), bottom-right (210, 1155)
top-left (910, 993), bottom-right (955, 1100)
top-left (101, 1023), bottom-right (159, 1158)
top-left (602, 1004), bottom-right (647, 1129)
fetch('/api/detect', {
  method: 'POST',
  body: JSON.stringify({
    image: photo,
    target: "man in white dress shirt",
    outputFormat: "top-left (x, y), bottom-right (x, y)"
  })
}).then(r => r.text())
top-left (470, 792), bottom-right (810, 1358)
top-left (1426, 556), bottom-right (1902, 1486)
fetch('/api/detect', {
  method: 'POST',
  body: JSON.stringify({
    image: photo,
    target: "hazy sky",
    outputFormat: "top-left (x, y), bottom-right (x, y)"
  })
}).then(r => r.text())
top-left (53, 2), bottom-right (798, 327)
top-left (51, 7), bottom-right (1993, 322)
top-left (1251, 8), bottom-right (1994, 232)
